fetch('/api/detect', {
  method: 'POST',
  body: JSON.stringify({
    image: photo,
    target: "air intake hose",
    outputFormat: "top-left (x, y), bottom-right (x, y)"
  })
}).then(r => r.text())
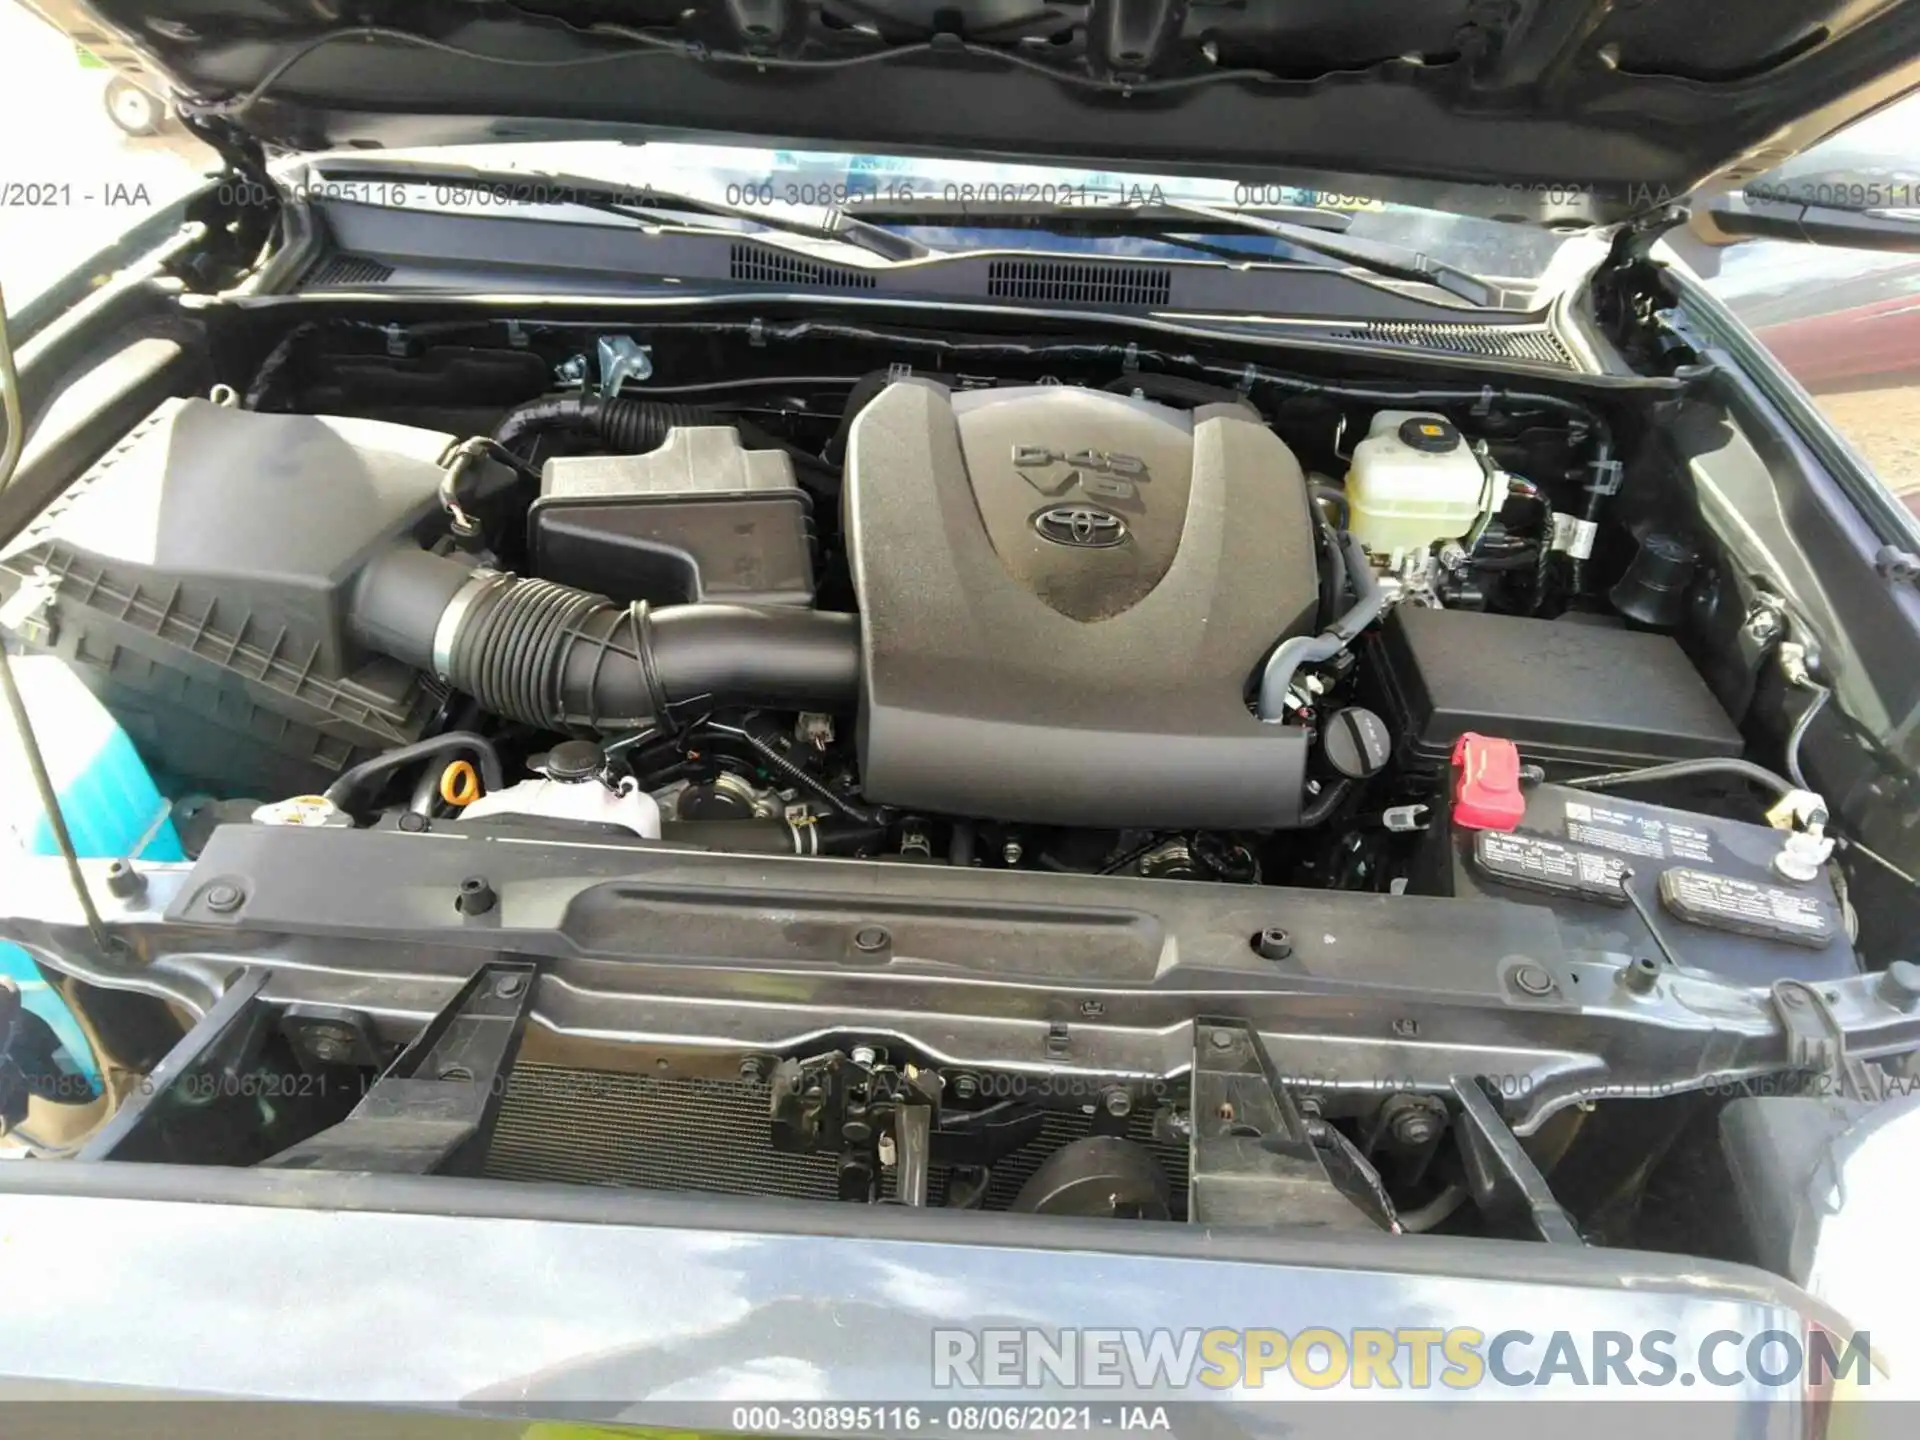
top-left (350, 547), bottom-right (861, 731)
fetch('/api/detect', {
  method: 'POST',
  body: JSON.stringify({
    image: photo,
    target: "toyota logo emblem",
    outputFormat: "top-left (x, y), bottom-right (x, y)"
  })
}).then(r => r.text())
top-left (1032, 505), bottom-right (1128, 549)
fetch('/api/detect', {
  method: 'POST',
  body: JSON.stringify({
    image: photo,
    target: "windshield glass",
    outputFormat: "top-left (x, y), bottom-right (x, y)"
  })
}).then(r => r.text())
top-left (308, 140), bottom-right (1578, 305)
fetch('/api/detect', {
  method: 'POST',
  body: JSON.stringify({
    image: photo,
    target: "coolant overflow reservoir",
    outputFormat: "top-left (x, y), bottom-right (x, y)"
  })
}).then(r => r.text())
top-left (1345, 410), bottom-right (1490, 555)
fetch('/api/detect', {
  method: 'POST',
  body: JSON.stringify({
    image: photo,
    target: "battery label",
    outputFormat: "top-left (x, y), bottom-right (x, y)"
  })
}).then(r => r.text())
top-left (1658, 867), bottom-right (1833, 948)
top-left (1561, 800), bottom-right (1715, 864)
top-left (1475, 831), bottom-right (1630, 904)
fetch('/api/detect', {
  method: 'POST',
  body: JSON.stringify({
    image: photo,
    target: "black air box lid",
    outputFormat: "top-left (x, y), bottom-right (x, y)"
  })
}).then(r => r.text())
top-left (1372, 605), bottom-right (1742, 773)
top-left (0, 397), bottom-right (455, 793)
top-left (530, 426), bottom-right (813, 607)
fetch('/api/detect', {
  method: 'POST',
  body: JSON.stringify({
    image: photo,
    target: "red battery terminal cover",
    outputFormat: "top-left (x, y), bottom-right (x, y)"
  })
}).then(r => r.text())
top-left (1451, 733), bottom-right (1527, 831)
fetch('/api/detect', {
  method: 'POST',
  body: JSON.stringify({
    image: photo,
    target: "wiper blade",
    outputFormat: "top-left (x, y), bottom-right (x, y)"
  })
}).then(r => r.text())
top-left (1162, 200), bottom-right (1500, 306)
top-left (302, 159), bottom-right (931, 264)
top-left (838, 197), bottom-right (1355, 236)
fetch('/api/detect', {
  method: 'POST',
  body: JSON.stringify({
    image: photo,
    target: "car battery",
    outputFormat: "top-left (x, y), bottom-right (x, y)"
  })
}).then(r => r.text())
top-left (1416, 737), bottom-right (1856, 986)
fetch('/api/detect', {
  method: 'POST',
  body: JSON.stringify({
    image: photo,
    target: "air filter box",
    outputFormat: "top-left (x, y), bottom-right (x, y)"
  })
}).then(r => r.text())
top-left (529, 427), bottom-right (814, 607)
top-left (0, 398), bottom-right (457, 794)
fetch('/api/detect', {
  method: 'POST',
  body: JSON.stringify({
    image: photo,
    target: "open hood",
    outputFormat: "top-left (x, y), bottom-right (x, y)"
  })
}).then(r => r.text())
top-left (26, 1), bottom-right (1920, 226)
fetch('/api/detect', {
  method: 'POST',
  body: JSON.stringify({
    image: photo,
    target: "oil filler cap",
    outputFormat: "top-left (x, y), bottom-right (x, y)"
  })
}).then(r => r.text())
top-left (1323, 706), bottom-right (1393, 779)
top-left (1451, 732), bottom-right (1527, 831)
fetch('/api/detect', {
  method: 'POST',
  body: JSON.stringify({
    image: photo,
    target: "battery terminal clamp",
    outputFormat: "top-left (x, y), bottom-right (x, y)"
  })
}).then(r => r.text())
top-left (1450, 733), bottom-right (1528, 831)
top-left (1765, 788), bottom-right (1836, 883)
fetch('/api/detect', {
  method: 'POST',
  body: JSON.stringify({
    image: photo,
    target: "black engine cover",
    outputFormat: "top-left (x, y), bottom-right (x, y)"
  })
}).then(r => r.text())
top-left (845, 381), bottom-right (1318, 828)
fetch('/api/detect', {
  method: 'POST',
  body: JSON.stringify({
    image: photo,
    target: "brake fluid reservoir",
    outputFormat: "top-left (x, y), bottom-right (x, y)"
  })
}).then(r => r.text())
top-left (1345, 411), bottom-right (1490, 555)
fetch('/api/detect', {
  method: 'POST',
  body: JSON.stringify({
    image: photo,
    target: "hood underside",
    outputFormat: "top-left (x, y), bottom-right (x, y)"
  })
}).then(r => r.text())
top-left (30, 0), bottom-right (1920, 222)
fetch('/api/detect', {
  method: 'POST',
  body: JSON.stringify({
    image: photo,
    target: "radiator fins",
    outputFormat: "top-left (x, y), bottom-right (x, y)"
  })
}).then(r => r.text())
top-left (484, 1063), bottom-right (1190, 1215)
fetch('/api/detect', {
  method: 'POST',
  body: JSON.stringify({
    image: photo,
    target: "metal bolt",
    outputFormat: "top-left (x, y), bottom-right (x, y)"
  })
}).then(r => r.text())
top-left (1880, 961), bottom-right (1920, 1012)
top-left (1002, 840), bottom-right (1024, 866)
top-left (1210, 1028), bottom-right (1235, 1050)
top-left (1253, 927), bottom-right (1293, 961)
top-left (1620, 955), bottom-right (1661, 995)
top-left (309, 1036), bottom-right (347, 1064)
top-left (1102, 1087), bottom-right (1133, 1119)
top-left (204, 881), bottom-right (244, 914)
top-left (1392, 1017), bottom-right (1420, 1038)
top-left (456, 877), bottom-right (496, 916)
top-left (853, 925), bottom-right (890, 953)
top-left (1781, 986), bottom-right (1807, 1007)
top-left (1390, 1109), bottom-right (1441, 1147)
top-left (1512, 962), bottom-right (1555, 996)
top-left (949, 1072), bottom-right (979, 1100)
top-left (105, 859), bottom-right (146, 899)
top-left (493, 972), bottom-right (527, 999)
top-left (739, 1055), bottom-right (769, 1082)
top-left (1745, 606), bottom-right (1784, 644)
top-left (397, 812), bottom-right (428, 833)
top-left (850, 1044), bottom-right (877, 1067)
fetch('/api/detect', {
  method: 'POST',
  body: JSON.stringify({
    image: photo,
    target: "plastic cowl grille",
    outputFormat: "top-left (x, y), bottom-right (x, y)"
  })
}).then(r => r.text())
top-left (1329, 320), bottom-right (1575, 367)
top-left (728, 245), bottom-right (877, 289)
top-left (986, 259), bottom-right (1172, 307)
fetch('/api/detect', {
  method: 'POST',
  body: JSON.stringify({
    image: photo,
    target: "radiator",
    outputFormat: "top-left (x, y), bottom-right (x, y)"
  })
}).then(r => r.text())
top-left (484, 1063), bottom-right (1190, 1215)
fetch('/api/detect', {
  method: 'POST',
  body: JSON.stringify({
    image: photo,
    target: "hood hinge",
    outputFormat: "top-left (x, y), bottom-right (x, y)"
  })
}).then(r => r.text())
top-left (1592, 204), bottom-right (1692, 371)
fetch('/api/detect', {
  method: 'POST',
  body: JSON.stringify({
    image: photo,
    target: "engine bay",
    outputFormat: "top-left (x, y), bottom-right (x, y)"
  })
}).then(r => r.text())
top-left (0, 318), bottom-right (1852, 912)
top-left (3, 306), bottom-right (1913, 1255)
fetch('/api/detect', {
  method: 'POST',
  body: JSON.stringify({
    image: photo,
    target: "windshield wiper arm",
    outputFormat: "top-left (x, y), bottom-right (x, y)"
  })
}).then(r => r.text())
top-left (1161, 200), bottom-right (1500, 306)
top-left (837, 197), bottom-right (1354, 236)
top-left (305, 159), bottom-right (932, 263)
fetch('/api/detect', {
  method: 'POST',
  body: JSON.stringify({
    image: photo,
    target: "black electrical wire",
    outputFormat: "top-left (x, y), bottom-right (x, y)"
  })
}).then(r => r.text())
top-left (1841, 837), bottom-right (1920, 891)
top-left (1563, 757), bottom-right (1796, 800)
top-left (1783, 682), bottom-right (1830, 792)
top-left (0, 281), bottom-right (113, 954)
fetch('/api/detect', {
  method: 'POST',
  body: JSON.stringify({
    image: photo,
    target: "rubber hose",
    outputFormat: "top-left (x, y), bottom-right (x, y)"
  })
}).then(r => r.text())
top-left (1314, 518), bottom-right (1347, 632)
top-left (1309, 481), bottom-right (1350, 529)
top-left (323, 731), bottom-right (506, 815)
top-left (1255, 533), bottom-right (1383, 721)
top-left (1299, 778), bottom-right (1353, 827)
top-left (351, 549), bottom-right (862, 732)
top-left (1563, 757), bottom-right (1796, 800)
top-left (452, 586), bottom-right (861, 732)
